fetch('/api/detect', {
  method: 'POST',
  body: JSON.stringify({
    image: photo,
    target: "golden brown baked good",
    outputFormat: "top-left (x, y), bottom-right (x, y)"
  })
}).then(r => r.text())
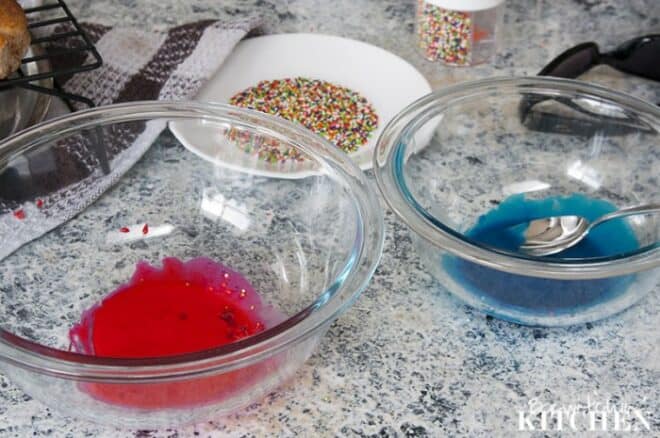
top-left (0, 0), bottom-right (31, 79)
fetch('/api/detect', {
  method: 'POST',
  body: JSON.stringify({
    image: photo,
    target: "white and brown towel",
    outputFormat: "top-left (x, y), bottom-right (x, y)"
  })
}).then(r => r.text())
top-left (54, 18), bottom-right (261, 105)
top-left (0, 18), bottom-right (262, 260)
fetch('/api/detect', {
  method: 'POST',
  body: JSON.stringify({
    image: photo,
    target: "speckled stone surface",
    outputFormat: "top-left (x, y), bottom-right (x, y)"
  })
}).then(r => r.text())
top-left (1, 0), bottom-right (659, 436)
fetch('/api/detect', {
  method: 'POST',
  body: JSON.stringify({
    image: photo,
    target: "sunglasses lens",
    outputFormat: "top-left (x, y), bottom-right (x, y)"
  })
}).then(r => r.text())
top-left (605, 35), bottom-right (660, 81)
top-left (539, 43), bottom-right (600, 78)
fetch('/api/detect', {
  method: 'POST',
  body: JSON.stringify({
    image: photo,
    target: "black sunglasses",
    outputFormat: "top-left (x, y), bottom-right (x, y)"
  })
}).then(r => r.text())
top-left (539, 34), bottom-right (660, 81)
top-left (520, 34), bottom-right (660, 136)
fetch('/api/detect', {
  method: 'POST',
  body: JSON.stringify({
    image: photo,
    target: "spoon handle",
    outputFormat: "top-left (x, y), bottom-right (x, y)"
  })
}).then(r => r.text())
top-left (590, 203), bottom-right (660, 229)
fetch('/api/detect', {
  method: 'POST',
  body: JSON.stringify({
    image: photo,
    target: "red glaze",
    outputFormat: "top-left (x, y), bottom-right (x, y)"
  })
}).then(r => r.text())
top-left (69, 257), bottom-right (284, 408)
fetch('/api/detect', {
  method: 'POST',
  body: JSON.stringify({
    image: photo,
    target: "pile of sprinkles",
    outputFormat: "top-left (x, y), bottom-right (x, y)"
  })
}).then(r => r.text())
top-left (416, 0), bottom-right (472, 65)
top-left (229, 77), bottom-right (378, 163)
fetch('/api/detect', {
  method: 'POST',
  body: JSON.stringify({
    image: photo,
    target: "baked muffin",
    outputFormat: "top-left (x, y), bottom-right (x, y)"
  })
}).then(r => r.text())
top-left (0, 0), bottom-right (31, 79)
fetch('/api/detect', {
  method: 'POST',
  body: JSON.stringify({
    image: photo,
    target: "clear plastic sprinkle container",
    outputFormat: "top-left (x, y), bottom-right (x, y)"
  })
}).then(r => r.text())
top-left (416, 0), bottom-right (504, 66)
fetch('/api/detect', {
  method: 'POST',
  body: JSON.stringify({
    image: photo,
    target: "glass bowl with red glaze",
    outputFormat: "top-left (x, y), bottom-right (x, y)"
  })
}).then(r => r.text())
top-left (0, 102), bottom-right (383, 428)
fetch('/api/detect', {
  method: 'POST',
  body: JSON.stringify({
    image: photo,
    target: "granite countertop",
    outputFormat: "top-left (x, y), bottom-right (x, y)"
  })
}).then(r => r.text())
top-left (1, 0), bottom-right (659, 436)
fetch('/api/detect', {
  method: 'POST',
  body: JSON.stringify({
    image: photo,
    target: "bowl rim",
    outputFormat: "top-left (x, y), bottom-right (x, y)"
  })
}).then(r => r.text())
top-left (0, 101), bottom-right (384, 380)
top-left (374, 76), bottom-right (660, 280)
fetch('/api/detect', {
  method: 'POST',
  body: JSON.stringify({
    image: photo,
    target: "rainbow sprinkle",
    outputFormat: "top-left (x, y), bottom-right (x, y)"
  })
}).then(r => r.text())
top-left (417, 1), bottom-right (472, 65)
top-left (229, 77), bottom-right (379, 163)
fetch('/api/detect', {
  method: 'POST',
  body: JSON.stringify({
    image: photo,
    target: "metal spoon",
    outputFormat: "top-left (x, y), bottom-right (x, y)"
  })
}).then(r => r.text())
top-left (519, 203), bottom-right (660, 257)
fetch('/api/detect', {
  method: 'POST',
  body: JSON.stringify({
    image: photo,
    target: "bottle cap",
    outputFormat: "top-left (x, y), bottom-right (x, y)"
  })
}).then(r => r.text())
top-left (424, 0), bottom-right (504, 11)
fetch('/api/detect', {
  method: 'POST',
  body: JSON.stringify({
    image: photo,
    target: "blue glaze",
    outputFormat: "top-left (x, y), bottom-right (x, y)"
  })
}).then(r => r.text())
top-left (443, 194), bottom-right (639, 316)
top-left (466, 193), bottom-right (639, 257)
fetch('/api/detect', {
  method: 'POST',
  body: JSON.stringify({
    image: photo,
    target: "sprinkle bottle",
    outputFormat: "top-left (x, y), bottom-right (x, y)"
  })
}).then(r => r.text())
top-left (416, 0), bottom-right (503, 66)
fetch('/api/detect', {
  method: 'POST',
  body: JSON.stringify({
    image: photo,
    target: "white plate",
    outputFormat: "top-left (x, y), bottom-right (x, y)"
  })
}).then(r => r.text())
top-left (171, 33), bottom-right (432, 178)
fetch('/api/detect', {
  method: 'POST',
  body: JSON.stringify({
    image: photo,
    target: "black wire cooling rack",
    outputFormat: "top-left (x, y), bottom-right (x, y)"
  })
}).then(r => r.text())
top-left (0, 0), bottom-right (102, 109)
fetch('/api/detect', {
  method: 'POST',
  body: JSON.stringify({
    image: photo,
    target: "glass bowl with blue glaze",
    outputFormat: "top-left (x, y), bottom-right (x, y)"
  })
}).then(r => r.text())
top-left (375, 77), bottom-right (659, 326)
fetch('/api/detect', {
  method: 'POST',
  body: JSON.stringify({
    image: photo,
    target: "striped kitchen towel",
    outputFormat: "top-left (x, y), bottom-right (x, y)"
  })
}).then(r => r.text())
top-left (55, 18), bottom-right (262, 105)
top-left (0, 17), bottom-right (262, 260)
